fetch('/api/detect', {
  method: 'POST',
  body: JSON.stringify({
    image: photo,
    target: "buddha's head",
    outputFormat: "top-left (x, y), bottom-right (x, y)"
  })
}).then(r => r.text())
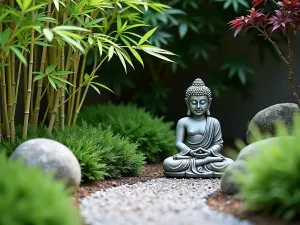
top-left (185, 78), bottom-right (212, 117)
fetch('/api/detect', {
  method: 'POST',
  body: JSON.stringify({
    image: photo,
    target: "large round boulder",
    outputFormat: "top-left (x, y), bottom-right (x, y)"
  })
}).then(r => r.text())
top-left (246, 103), bottom-right (299, 143)
top-left (221, 136), bottom-right (295, 194)
top-left (10, 138), bottom-right (81, 189)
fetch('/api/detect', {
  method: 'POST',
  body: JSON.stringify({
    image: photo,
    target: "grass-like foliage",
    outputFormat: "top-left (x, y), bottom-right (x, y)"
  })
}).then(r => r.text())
top-left (0, 122), bottom-right (144, 180)
top-left (0, 153), bottom-right (81, 225)
top-left (79, 103), bottom-right (177, 162)
top-left (233, 113), bottom-right (300, 221)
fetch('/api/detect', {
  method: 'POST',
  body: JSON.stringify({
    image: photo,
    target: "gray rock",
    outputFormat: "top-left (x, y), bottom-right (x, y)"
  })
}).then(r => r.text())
top-left (246, 103), bottom-right (299, 143)
top-left (221, 136), bottom-right (296, 194)
top-left (10, 138), bottom-right (81, 189)
top-left (220, 161), bottom-right (247, 195)
top-left (237, 136), bottom-right (296, 161)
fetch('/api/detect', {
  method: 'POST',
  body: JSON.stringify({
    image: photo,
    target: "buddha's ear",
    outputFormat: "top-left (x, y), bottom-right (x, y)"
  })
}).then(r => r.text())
top-left (185, 98), bottom-right (191, 116)
top-left (208, 98), bottom-right (212, 108)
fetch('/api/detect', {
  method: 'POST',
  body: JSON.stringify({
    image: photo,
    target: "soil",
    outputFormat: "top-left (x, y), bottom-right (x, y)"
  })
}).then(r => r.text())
top-left (206, 189), bottom-right (300, 225)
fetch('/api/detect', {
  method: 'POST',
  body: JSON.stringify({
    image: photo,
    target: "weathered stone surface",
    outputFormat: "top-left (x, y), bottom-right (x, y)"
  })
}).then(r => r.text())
top-left (221, 136), bottom-right (295, 194)
top-left (246, 103), bottom-right (299, 143)
top-left (220, 161), bottom-right (247, 195)
top-left (237, 136), bottom-right (296, 161)
top-left (10, 138), bottom-right (81, 189)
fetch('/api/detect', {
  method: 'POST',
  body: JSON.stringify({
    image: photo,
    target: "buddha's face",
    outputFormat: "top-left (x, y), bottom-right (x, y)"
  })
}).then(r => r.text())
top-left (186, 95), bottom-right (210, 117)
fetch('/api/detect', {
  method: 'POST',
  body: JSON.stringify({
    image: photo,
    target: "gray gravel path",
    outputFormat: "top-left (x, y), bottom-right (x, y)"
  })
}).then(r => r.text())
top-left (80, 178), bottom-right (253, 225)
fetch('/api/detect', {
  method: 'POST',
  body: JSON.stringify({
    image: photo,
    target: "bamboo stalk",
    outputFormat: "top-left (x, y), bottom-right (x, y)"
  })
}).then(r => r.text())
top-left (73, 53), bottom-right (87, 126)
top-left (0, 62), bottom-right (10, 140)
top-left (12, 48), bottom-right (24, 126)
top-left (67, 54), bottom-right (80, 127)
top-left (60, 3), bottom-right (67, 130)
top-left (32, 3), bottom-right (51, 127)
top-left (7, 53), bottom-right (13, 141)
top-left (22, 1), bottom-right (35, 139)
top-left (48, 89), bottom-right (61, 132)
top-left (23, 51), bottom-right (28, 109)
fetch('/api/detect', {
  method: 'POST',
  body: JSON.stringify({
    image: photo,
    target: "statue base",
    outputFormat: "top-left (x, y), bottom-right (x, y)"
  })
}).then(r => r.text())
top-left (164, 171), bottom-right (223, 178)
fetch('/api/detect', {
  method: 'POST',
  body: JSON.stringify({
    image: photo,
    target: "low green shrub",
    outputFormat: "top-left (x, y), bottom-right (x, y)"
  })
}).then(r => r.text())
top-left (233, 114), bottom-right (300, 221)
top-left (0, 152), bottom-right (81, 225)
top-left (0, 122), bottom-right (144, 180)
top-left (79, 103), bottom-right (177, 162)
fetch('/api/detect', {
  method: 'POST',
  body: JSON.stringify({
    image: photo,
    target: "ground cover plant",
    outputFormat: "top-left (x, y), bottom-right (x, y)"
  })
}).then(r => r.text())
top-left (79, 103), bottom-right (177, 162)
top-left (0, 122), bottom-right (144, 180)
top-left (229, 0), bottom-right (300, 108)
top-left (0, 0), bottom-right (176, 142)
top-left (232, 114), bottom-right (300, 221)
top-left (0, 152), bottom-right (81, 225)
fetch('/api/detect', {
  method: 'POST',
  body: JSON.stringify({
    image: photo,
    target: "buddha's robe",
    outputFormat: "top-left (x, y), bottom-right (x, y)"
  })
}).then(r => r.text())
top-left (163, 117), bottom-right (233, 178)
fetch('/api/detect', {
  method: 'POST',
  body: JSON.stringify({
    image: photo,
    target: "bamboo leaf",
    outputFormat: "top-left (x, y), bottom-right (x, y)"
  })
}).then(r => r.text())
top-left (33, 74), bottom-right (46, 82)
top-left (116, 2), bottom-right (122, 8)
top-left (43, 28), bottom-right (54, 42)
top-left (117, 14), bottom-right (122, 33)
top-left (0, 62), bottom-right (8, 67)
top-left (91, 81), bottom-right (115, 94)
top-left (137, 27), bottom-right (158, 47)
top-left (52, 79), bottom-right (68, 91)
top-left (52, 25), bottom-right (90, 32)
top-left (84, 73), bottom-right (90, 82)
top-left (123, 24), bottom-right (148, 32)
top-left (0, 28), bottom-right (11, 47)
top-left (139, 45), bottom-right (177, 55)
top-left (52, 71), bottom-right (73, 76)
top-left (142, 49), bottom-right (175, 63)
top-left (115, 48), bottom-right (127, 73)
top-left (90, 84), bottom-right (101, 94)
top-left (48, 76), bottom-right (57, 90)
top-left (35, 41), bottom-right (52, 47)
top-left (45, 64), bottom-right (57, 74)
top-left (50, 75), bottom-right (73, 86)
top-left (97, 39), bottom-right (103, 56)
top-left (108, 46), bottom-right (114, 61)
top-left (10, 46), bottom-right (27, 66)
top-left (120, 36), bottom-right (143, 66)
top-left (86, 18), bottom-right (104, 26)
top-left (54, 31), bottom-right (85, 53)
top-left (53, 0), bottom-right (60, 11)
top-left (25, 3), bottom-right (46, 13)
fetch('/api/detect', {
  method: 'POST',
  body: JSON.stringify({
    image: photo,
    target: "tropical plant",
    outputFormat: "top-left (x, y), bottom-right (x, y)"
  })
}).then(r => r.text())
top-left (0, 0), bottom-right (176, 142)
top-left (229, 0), bottom-right (300, 108)
top-left (79, 103), bottom-right (177, 162)
top-left (233, 113), bottom-right (300, 221)
top-left (0, 152), bottom-right (81, 225)
top-left (0, 122), bottom-right (144, 180)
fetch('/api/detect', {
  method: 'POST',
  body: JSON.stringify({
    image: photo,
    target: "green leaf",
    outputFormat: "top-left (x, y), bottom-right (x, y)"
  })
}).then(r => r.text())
top-left (43, 28), bottom-right (54, 42)
top-left (137, 27), bottom-right (158, 47)
top-left (33, 74), bottom-right (46, 82)
top-left (91, 82), bottom-right (114, 94)
top-left (97, 39), bottom-right (103, 56)
top-left (90, 84), bottom-right (101, 94)
top-left (10, 46), bottom-right (27, 66)
top-left (54, 31), bottom-right (85, 53)
top-left (0, 62), bottom-right (8, 67)
top-left (16, 0), bottom-right (32, 11)
top-left (52, 26), bottom-right (90, 33)
top-left (179, 23), bottom-right (188, 39)
top-left (121, 37), bottom-right (143, 67)
top-left (53, 0), bottom-right (60, 11)
top-left (117, 14), bottom-right (122, 34)
top-left (86, 18), bottom-right (104, 26)
top-left (52, 71), bottom-right (73, 76)
top-left (115, 48), bottom-right (127, 73)
top-left (48, 76), bottom-right (57, 90)
top-left (45, 64), bottom-right (57, 74)
top-left (0, 28), bottom-right (11, 47)
top-left (142, 49), bottom-right (174, 63)
top-left (25, 3), bottom-right (46, 13)
top-left (35, 41), bottom-right (52, 47)
top-left (50, 75), bottom-right (73, 86)
top-left (108, 46), bottom-right (114, 61)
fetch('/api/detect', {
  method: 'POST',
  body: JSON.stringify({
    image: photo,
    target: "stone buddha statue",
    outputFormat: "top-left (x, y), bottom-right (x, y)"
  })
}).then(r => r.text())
top-left (163, 78), bottom-right (233, 178)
